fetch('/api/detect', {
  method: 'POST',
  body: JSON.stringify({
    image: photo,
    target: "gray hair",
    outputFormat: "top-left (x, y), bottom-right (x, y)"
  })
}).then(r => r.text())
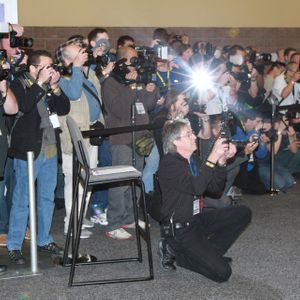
top-left (162, 118), bottom-right (191, 155)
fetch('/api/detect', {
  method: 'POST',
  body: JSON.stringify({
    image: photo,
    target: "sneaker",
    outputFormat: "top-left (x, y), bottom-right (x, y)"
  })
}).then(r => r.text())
top-left (0, 234), bottom-right (7, 247)
top-left (8, 250), bottom-right (26, 265)
top-left (122, 220), bottom-right (147, 230)
top-left (82, 218), bottom-right (95, 229)
top-left (106, 228), bottom-right (132, 240)
top-left (25, 228), bottom-right (30, 240)
top-left (90, 212), bottom-right (108, 226)
top-left (64, 228), bottom-right (92, 239)
top-left (38, 242), bottom-right (64, 256)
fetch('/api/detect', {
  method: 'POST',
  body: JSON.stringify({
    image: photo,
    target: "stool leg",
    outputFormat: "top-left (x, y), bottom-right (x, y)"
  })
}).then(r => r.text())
top-left (63, 164), bottom-right (80, 266)
top-left (140, 180), bottom-right (154, 278)
top-left (69, 178), bottom-right (89, 286)
top-left (131, 181), bottom-right (142, 262)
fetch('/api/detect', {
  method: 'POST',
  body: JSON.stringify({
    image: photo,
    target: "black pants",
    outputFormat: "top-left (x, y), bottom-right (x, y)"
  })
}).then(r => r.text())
top-left (167, 205), bottom-right (252, 282)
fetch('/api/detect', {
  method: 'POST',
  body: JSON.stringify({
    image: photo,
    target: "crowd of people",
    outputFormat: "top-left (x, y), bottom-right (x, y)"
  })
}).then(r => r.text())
top-left (0, 24), bottom-right (300, 282)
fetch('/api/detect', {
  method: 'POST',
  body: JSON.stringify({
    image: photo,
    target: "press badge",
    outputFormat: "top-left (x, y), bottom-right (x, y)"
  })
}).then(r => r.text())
top-left (135, 102), bottom-right (146, 114)
top-left (193, 198), bottom-right (200, 215)
top-left (49, 113), bottom-right (60, 128)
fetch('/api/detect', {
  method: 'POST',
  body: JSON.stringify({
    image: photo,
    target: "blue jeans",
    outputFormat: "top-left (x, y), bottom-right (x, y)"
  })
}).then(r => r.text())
top-left (142, 144), bottom-right (160, 193)
top-left (90, 138), bottom-right (112, 212)
top-left (276, 150), bottom-right (300, 174)
top-left (258, 162), bottom-right (294, 191)
top-left (7, 152), bottom-right (57, 250)
top-left (0, 157), bottom-right (15, 234)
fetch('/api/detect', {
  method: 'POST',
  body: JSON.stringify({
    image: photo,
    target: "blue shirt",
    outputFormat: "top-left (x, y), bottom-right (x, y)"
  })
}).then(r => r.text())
top-left (59, 66), bottom-right (101, 123)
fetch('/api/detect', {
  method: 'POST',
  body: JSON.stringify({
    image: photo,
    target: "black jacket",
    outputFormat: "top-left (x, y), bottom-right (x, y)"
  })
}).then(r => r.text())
top-left (158, 152), bottom-right (227, 223)
top-left (0, 105), bottom-right (8, 177)
top-left (8, 78), bottom-right (70, 160)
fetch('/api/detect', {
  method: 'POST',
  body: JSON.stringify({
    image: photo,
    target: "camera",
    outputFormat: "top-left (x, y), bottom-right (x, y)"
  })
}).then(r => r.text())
top-left (10, 31), bottom-right (33, 48)
top-left (112, 50), bottom-right (157, 85)
top-left (52, 64), bottom-right (73, 76)
top-left (135, 45), bottom-right (168, 60)
top-left (0, 49), bottom-right (9, 81)
top-left (193, 42), bottom-right (215, 61)
top-left (226, 62), bottom-right (251, 84)
top-left (189, 101), bottom-right (206, 114)
top-left (248, 50), bottom-right (278, 64)
top-left (0, 67), bottom-right (9, 81)
top-left (130, 56), bottom-right (157, 84)
top-left (84, 47), bottom-right (117, 69)
top-left (231, 71), bottom-right (251, 83)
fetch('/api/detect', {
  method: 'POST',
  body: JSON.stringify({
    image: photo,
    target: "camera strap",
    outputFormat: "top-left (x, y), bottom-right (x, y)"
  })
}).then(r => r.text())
top-left (82, 82), bottom-right (105, 113)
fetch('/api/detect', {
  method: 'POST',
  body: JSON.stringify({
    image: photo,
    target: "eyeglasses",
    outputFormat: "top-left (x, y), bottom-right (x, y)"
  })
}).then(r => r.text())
top-left (178, 131), bottom-right (195, 139)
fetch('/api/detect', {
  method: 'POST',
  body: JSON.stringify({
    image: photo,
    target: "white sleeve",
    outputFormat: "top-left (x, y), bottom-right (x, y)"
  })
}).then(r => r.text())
top-left (272, 75), bottom-right (286, 100)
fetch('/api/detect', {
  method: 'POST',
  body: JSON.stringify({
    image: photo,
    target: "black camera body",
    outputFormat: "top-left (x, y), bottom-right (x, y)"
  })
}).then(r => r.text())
top-left (112, 51), bottom-right (157, 85)
top-left (135, 45), bottom-right (168, 60)
top-left (10, 31), bottom-right (33, 48)
top-left (52, 64), bottom-right (73, 76)
top-left (226, 62), bottom-right (251, 84)
top-left (189, 101), bottom-right (206, 114)
top-left (0, 49), bottom-right (9, 81)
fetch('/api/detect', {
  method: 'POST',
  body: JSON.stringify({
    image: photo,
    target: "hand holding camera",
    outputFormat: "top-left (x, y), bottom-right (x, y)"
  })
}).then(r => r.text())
top-left (37, 66), bottom-right (53, 84)
top-left (125, 70), bottom-right (138, 81)
top-left (73, 49), bottom-right (88, 67)
top-left (49, 69), bottom-right (61, 89)
top-left (244, 139), bottom-right (259, 155)
top-left (102, 61), bottom-right (115, 76)
top-left (208, 138), bottom-right (231, 164)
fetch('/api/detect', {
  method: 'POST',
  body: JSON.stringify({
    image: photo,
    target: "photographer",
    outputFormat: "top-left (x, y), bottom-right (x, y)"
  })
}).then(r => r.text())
top-left (227, 45), bottom-right (265, 110)
top-left (87, 28), bottom-right (115, 83)
top-left (56, 39), bottom-right (107, 237)
top-left (231, 110), bottom-right (266, 195)
top-left (7, 50), bottom-right (70, 264)
top-left (272, 62), bottom-right (300, 107)
top-left (256, 118), bottom-right (295, 191)
top-left (199, 116), bottom-right (259, 207)
top-left (0, 77), bottom-right (18, 273)
top-left (102, 46), bottom-right (158, 240)
top-left (157, 118), bottom-right (251, 282)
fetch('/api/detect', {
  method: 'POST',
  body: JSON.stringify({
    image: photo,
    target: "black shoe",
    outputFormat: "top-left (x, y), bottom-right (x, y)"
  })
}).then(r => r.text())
top-left (0, 264), bottom-right (7, 273)
top-left (8, 250), bottom-right (26, 265)
top-left (158, 238), bottom-right (176, 271)
top-left (38, 242), bottom-right (64, 256)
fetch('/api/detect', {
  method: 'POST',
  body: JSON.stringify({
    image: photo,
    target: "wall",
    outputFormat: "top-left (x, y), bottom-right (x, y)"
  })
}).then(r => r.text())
top-left (18, 1), bottom-right (300, 54)
top-left (18, 0), bottom-right (300, 27)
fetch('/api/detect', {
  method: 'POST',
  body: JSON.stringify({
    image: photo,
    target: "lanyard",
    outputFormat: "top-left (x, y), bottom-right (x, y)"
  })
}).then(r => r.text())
top-left (189, 156), bottom-right (204, 213)
top-left (156, 71), bottom-right (170, 87)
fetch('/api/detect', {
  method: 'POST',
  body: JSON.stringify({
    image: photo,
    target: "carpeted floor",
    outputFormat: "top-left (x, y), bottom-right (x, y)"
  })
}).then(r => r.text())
top-left (1, 183), bottom-right (300, 300)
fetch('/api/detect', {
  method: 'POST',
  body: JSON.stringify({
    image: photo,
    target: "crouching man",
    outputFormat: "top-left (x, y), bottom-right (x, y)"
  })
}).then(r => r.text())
top-left (158, 118), bottom-right (252, 282)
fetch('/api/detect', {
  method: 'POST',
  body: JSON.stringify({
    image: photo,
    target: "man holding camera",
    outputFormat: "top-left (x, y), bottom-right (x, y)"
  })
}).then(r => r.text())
top-left (56, 38), bottom-right (107, 237)
top-left (0, 76), bottom-right (18, 273)
top-left (157, 118), bottom-right (252, 282)
top-left (102, 46), bottom-right (158, 240)
top-left (7, 50), bottom-right (70, 264)
top-left (272, 62), bottom-right (300, 107)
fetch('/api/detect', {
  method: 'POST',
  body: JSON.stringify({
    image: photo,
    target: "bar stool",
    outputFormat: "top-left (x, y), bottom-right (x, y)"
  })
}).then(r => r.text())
top-left (63, 116), bottom-right (153, 287)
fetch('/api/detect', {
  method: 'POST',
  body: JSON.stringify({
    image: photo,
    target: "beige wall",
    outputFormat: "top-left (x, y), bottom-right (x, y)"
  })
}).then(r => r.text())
top-left (19, 0), bottom-right (300, 27)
